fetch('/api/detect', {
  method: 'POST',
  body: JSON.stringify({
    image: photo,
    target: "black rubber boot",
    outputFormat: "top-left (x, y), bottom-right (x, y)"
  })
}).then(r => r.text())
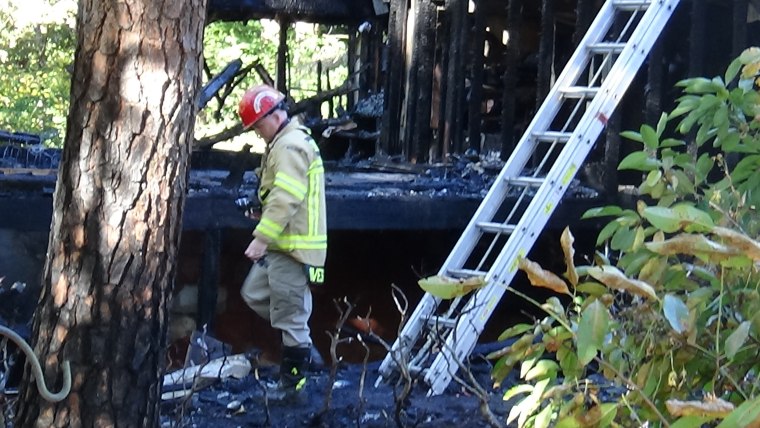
top-left (267, 346), bottom-right (311, 402)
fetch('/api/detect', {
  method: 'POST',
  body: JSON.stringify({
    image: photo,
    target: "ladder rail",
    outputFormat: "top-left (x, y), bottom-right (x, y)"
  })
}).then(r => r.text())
top-left (437, 1), bottom-right (620, 276)
top-left (423, 0), bottom-right (681, 395)
top-left (378, 0), bottom-right (627, 384)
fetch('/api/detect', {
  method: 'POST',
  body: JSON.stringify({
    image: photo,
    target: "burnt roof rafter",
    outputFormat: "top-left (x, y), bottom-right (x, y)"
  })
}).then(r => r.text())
top-left (206, 0), bottom-right (383, 24)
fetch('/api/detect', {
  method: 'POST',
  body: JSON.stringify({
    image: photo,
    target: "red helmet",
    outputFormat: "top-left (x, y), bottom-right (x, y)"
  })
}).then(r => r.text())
top-left (238, 85), bottom-right (286, 129)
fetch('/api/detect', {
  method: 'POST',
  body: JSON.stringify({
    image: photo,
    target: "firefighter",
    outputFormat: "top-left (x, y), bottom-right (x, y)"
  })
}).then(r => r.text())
top-left (237, 84), bottom-right (327, 399)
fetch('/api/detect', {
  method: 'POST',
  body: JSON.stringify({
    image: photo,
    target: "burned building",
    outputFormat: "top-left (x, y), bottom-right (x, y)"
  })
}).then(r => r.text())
top-left (2, 0), bottom-right (759, 367)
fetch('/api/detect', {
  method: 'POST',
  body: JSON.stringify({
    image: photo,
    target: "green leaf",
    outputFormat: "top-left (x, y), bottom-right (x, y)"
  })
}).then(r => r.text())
top-left (557, 345), bottom-right (583, 379)
top-left (582, 205), bottom-right (624, 219)
top-left (640, 124), bottom-right (659, 150)
top-left (645, 170), bottom-right (663, 188)
top-left (525, 359), bottom-right (559, 381)
top-left (620, 130), bottom-right (643, 143)
top-left (660, 138), bottom-right (686, 148)
top-left (576, 300), bottom-right (609, 365)
top-left (725, 321), bottom-right (751, 360)
top-left (642, 206), bottom-right (682, 233)
top-left (575, 282), bottom-right (607, 297)
top-left (656, 112), bottom-right (668, 138)
top-left (672, 416), bottom-right (712, 428)
top-left (663, 294), bottom-right (690, 334)
top-left (618, 151), bottom-right (660, 171)
top-left (555, 416), bottom-right (583, 428)
top-left (498, 323), bottom-right (534, 341)
top-left (418, 275), bottom-right (487, 299)
top-left (534, 404), bottom-right (554, 428)
top-left (725, 56), bottom-right (743, 82)
top-left (672, 204), bottom-right (714, 232)
top-left (502, 384), bottom-right (534, 402)
top-left (716, 394), bottom-right (760, 428)
top-left (595, 221), bottom-right (621, 246)
top-left (696, 153), bottom-right (714, 182)
top-left (599, 403), bottom-right (617, 428)
top-left (611, 226), bottom-right (636, 251)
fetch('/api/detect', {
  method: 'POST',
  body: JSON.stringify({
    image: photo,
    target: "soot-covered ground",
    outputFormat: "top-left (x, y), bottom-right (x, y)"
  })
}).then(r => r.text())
top-left (159, 352), bottom-right (517, 428)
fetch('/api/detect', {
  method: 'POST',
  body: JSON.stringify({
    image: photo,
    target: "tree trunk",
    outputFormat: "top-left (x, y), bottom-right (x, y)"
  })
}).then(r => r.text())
top-left (14, 0), bottom-right (206, 424)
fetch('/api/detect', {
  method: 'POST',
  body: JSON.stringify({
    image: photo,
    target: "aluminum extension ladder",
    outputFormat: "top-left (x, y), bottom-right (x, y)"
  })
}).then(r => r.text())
top-left (377, 0), bottom-right (681, 396)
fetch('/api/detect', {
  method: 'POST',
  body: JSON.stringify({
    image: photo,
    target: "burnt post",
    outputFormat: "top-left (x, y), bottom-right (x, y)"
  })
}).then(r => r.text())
top-left (276, 16), bottom-right (290, 93)
top-left (402, 0), bottom-right (420, 160)
top-left (467, 0), bottom-right (487, 154)
top-left (645, 39), bottom-right (664, 127)
top-left (536, 0), bottom-right (555, 105)
top-left (572, 0), bottom-right (596, 47)
top-left (443, 0), bottom-right (468, 155)
top-left (380, 0), bottom-right (409, 156)
top-left (197, 228), bottom-right (221, 330)
top-left (501, 0), bottom-right (523, 160)
top-left (410, 0), bottom-right (436, 162)
top-left (732, 0), bottom-right (749, 58)
top-left (687, 0), bottom-right (706, 161)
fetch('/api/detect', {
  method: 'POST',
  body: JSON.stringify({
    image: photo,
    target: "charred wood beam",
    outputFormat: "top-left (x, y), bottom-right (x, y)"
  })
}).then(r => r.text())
top-left (194, 82), bottom-right (356, 150)
top-left (536, 0), bottom-right (555, 105)
top-left (254, 63), bottom-right (275, 87)
top-left (432, 11), bottom-right (448, 162)
top-left (687, 0), bottom-right (706, 161)
top-left (380, 0), bottom-right (409, 156)
top-left (370, 23), bottom-right (383, 94)
top-left (207, 0), bottom-right (378, 25)
top-left (501, 0), bottom-right (522, 160)
top-left (411, 0), bottom-right (436, 162)
top-left (198, 228), bottom-right (221, 331)
top-left (443, 0), bottom-right (468, 155)
top-left (688, 0), bottom-right (706, 77)
top-left (572, 0), bottom-right (596, 47)
top-left (733, 0), bottom-right (749, 58)
top-left (277, 17), bottom-right (290, 93)
top-left (348, 30), bottom-right (358, 110)
top-left (467, 0), bottom-right (486, 154)
top-left (401, 0), bottom-right (418, 160)
top-left (603, 111), bottom-right (621, 198)
top-left (645, 39), bottom-right (664, 127)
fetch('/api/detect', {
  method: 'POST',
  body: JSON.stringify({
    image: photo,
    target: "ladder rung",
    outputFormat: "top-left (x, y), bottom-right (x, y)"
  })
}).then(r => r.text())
top-left (409, 364), bottom-right (425, 376)
top-left (612, 0), bottom-right (650, 11)
top-left (427, 315), bottom-right (457, 329)
top-left (560, 86), bottom-right (600, 98)
top-left (477, 221), bottom-right (516, 235)
top-left (447, 268), bottom-right (488, 279)
top-left (588, 42), bottom-right (626, 54)
top-left (506, 176), bottom-right (545, 187)
top-left (532, 131), bottom-right (572, 143)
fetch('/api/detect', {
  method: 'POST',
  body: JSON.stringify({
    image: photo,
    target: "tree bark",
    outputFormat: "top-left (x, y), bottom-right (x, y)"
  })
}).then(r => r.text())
top-left (14, 0), bottom-right (206, 425)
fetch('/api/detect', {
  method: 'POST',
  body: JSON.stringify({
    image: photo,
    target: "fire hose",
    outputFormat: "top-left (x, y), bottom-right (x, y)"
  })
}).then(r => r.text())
top-left (0, 325), bottom-right (71, 402)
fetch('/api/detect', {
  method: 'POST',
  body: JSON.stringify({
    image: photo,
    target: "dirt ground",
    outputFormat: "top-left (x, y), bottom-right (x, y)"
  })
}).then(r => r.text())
top-left (159, 353), bottom-right (516, 428)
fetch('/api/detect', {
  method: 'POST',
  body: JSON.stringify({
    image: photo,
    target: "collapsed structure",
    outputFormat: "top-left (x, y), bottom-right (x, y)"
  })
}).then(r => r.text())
top-left (2, 0), bottom-right (760, 391)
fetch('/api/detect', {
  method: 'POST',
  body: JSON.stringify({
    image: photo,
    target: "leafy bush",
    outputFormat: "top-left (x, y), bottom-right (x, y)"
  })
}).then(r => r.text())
top-left (493, 47), bottom-right (760, 427)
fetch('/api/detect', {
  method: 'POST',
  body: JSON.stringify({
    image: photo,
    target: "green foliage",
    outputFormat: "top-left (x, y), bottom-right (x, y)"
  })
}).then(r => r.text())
top-left (196, 21), bottom-right (349, 146)
top-left (0, 0), bottom-right (76, 147)
top-left (494, 47), bottom-right (760, 427)
top-left (0, 3), bottom-right (349, 149)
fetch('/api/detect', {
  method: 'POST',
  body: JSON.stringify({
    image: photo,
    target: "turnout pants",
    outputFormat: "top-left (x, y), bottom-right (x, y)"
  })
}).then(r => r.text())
top-left (240, 251), bottom-right (313, 348)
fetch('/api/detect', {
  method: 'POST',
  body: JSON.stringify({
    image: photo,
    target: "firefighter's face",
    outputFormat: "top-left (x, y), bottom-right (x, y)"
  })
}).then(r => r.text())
top-left (253, 109), bottom-right (281, 142)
